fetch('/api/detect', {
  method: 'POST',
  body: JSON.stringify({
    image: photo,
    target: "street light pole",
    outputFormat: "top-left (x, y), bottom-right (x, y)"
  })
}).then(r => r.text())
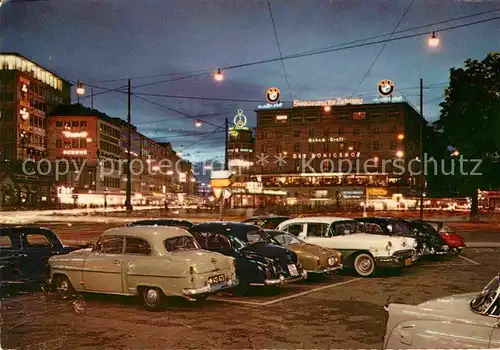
top-left (125, 78), bottom-right (133, 211)
top-left (224, 117), bottom-right (229, 171)
top-left (419, 78), bottom-right (424, 220)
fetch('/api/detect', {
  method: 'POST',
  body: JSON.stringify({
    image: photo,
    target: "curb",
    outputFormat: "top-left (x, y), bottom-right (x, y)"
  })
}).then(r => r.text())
top-left (465, 242), bottom-right (500, 248)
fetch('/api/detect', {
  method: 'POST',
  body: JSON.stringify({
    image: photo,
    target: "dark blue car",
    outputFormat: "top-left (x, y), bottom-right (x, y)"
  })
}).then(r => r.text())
top-left (190, 222), bottom-right (306, 293)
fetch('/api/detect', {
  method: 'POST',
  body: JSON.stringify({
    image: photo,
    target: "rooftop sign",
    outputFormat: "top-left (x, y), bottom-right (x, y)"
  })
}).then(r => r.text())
top-left (292, 97), bottom-right (364, 108)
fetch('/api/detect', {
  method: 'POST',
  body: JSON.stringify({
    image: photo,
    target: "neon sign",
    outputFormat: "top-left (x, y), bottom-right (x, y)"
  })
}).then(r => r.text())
top-left (293, 152), bottom-right (361, 159)
top-left (373, 96), bottom-right (404, 103)
top-left (233, 109), bottom-right (248, 128)
top-left (257, 102), bottom-right (283, 109)
top-left (293, 97), bottom-right (364, 107)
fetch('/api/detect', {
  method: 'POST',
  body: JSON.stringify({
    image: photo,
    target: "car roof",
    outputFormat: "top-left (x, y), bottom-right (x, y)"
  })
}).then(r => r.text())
top-left (191, 222), bottom-right (262, 240)
top-left (128, 219), bottom-right (193, 226)
top-left (278, 216), bottom-right (355, 225)
top-left (244, 216), bottom-right (290, 220)
top-left (102, 226), bottom-right (192, 245)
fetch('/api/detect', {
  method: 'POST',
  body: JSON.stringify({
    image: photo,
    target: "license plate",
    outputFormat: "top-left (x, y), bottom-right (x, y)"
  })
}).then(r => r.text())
top-left (208, 274), bottom-right (225, 284)
top-left (404, 258), bottom-right (412, 266)
top-left (288, 264), bottom-right (299, 276)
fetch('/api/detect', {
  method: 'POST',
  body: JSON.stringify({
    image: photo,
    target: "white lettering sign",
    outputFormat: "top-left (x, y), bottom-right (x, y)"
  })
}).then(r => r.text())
top-left (292, 152), bottom-right (360, 159)
top-left (257, 102), bottom-right (284, 109)
top-left (373, 96), bottom-right (404, 103)
top-left (292, 97), bottom-right (364, 108)
top-left (308, 137), bottom-right (346, 143)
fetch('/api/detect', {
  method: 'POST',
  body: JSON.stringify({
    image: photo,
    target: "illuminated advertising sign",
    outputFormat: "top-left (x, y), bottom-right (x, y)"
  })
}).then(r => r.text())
top-left (233, 109), bottom-right (248, 128)
top-left (266, 87), bottom-right (280, 104)
top-left (257, 102), bottom-right (283, 109)
top-left (378, 80), bottom-right (395, 96)
top-left (293, 152), bottom-right (360, 159)
top-left (292, 97), bottom-right (364, 108)
top-left (373, 95), bottom-right (404, 103)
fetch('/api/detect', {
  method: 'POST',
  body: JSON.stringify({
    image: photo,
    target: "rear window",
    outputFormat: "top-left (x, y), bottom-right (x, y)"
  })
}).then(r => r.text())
top-left (0, 236), bottom-right (12, 248)
top-left (164, 236), bottom-right (200, 252)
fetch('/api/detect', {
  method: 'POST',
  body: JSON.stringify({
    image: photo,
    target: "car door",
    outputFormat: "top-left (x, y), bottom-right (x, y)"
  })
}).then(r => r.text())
top-left (19, 227), bottom-right (57, 281)
top-left (282, 223), bottom-right (305, 238)
top-left (82, 235), bottom-right (125, 293)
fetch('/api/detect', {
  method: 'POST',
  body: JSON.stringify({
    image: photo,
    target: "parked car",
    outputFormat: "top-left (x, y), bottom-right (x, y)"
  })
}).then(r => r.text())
top-left (355, 217), bottom-right (448, 257)
top-left (0, 226), bottom-right (89, 291)
top-left (127, 219), bottom-right (194, 229)
top-left (48, 226), bottom-right (238, 311)
top-left (265, 229), bottom-right (343, 275)
top-left (405, 219), bottom-right (450, 256)
top-left (383, 273), bottom-right (500, 349)
top-left (189, 222), bottom-right (307, 292)
top-left (416, 220), bottom-right (466, 254)
top-left (242, 216), bottom-right (291, 229)
top-left (276, 217), bottom-right (417, 277)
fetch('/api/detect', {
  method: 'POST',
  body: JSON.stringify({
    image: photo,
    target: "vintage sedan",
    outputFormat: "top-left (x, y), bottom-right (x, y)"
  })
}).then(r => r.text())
top-left (190, 222), bottom-right (307, 293)
top-left (276, 217), bottom-right (417, 277)
top-left (384, 273), bottom-right (500, 349)
top-left (48, 226), bottom-right (238, 311)
top-left (0, 226), bottom-right (89, 293)
top-left (266, 229), bottom-right (342, 275)
top-left (417, 220), bottom-right (466, 254)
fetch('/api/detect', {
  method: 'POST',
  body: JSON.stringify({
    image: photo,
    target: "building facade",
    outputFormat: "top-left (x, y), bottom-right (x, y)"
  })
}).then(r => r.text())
top-left (0, 53), bottom-right (71, 208)
top-left (46, 105), bottom-right (196, 207)
top-left (253, 99), bottom-right (425, 204)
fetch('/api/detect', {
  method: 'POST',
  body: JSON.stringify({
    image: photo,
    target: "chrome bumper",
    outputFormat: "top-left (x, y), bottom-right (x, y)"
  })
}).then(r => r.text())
top-left (182, 278), bottom-right (239, 296)
top-left (249, 270), bottom-right (307, 286)
top-left (307, 264), bottom-right (343, 274)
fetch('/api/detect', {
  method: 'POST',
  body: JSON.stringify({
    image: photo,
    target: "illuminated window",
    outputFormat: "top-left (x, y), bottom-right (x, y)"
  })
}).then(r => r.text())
top-left (353, 111), bottom-right (366, 120)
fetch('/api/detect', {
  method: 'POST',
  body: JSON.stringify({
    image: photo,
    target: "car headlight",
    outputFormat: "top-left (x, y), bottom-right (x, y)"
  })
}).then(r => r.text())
top-left (386, 241), bottom-right (392, 252)
top-left (413, 240), bottom-right (418, 248)
top-left (327, 257), bottom-right (335, 266)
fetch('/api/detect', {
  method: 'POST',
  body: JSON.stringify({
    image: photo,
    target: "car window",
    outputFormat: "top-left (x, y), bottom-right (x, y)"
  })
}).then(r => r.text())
top-left (125, 237), bottom-right (152, 255)
top-left (361, 222), bottom-right (384, 234)
top-left (388, 222), bottom-right (411, 234)
top-left (332, 221), bottom-right (362, 236)
top-left (164, 236), bottom-right (200, 252)
top-left (307, 223), bottom-right (329, 237)
top-left (275, 234), bottom-right (301, 245)
top-left (205, 233), bottom-right (231, 251)
top-left (246, 229), bottom-right (271, 243)
top-left (95, 236), bottom-right (124, 254)
top-left (284, 224), bottom-right (303, 236)
top-left (0, 236), bottom-right (12, 248)
top-left (25, 234), bottom-right (52, 247)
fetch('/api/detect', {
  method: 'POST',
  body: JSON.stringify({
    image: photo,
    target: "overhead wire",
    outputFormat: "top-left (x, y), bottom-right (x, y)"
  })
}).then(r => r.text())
top-left (351, 0), bottom-right (416, 96)
top-left (267, 0), bottom-right (293, 101)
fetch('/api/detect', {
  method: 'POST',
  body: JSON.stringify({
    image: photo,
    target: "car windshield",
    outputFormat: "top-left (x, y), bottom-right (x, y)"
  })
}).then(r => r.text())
top-left (470, 275), bottom-right (500, 316)
top-left (246, 229), bottom-right (271, 244)
top-left (164, 236), bottom-right (200, 252)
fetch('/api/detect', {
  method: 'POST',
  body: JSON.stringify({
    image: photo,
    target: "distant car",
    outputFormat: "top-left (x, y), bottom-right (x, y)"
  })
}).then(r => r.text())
top-left (405, 219), bottom-right (450, 256)
top-left (242, 216), bottom-right (291, 230)
top-left (265, 229), bottom-right (342, 275)
top-left (276, 217), bottom-right (417, 277)
top-left (416, 220), bottom-right (466, 254)
top-left (48, 226), bottom-right (238, 311)
top-left (189, 222), bottom-right (306, 292)
top-left (383, 273), bottom-right (500, 349)
top-left (0, 226), bottom-right (88, 291)
top-left (127, 219), bottom-right (194, 230)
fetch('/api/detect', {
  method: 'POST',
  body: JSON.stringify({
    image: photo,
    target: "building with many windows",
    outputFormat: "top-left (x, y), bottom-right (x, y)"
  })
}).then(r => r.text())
top-left (46, 104), bottom-right (196, 207)
top-left (0, 53), bottom-right (71, 208)
top-left (253, 98), bottom-right (425, 204)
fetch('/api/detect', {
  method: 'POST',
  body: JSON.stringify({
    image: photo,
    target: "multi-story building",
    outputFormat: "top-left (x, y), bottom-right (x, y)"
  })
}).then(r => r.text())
top-left (228, 121), bottom-right (254, 182)
top-left (47, 104), bottom-right (196, 207)
top-left (253, 97), bottom-right (425, 204)
top-left (0, 52), bottom-right (71, 208)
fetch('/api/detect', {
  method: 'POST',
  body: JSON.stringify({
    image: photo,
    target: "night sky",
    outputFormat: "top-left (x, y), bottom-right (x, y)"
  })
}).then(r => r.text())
top-left (2, 0), bottom-right (499, 163)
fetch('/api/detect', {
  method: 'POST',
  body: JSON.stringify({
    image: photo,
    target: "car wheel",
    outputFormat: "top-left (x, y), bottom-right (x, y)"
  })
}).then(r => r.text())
top-left (141, 287), bottom-right (164, 311)
top-left (54, 275), bottom-right (75, 300)
top-left (353, 253), bottom-right (375, 277)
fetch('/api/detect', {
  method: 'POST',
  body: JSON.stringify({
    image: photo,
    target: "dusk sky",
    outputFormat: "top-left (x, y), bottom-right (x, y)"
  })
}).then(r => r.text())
top-left (2, 0), bottom-right (499, 163)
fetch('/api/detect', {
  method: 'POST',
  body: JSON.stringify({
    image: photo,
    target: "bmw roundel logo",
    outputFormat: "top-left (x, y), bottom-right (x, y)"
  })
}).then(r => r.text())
top-left (266, 87), bottom-right (280, 104)
top-left (378, 80), bottom-right (395, 97)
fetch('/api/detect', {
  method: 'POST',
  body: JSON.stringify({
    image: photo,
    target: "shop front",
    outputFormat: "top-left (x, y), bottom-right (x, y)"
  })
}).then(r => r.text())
top-left (229, 182), bottom-right (287, 208)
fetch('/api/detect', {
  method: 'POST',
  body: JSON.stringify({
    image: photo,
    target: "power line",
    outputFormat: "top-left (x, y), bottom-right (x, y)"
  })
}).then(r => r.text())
top-left (351, 0), bottom-right (415, 96)
top-left (74, 7), bottom-right (500, 87)
top-left (179, 122), bottom-right (226, 152)
top-left (267, 0), bottom-right (293, 101)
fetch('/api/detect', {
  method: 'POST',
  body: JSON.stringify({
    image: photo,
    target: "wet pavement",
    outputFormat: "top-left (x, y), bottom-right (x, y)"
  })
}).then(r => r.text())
top-left (1, 248), bottom-right (499, 349)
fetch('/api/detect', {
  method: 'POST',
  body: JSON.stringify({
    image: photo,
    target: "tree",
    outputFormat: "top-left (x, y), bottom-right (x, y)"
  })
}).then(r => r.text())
top-left (434, 52), bottom-right (500, 220)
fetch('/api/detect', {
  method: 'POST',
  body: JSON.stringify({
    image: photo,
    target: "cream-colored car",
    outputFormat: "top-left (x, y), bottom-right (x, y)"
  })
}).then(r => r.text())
top-left (384, 273), bottom-right (500, 349)
top-left (48, 226), bottom-right (238, 311)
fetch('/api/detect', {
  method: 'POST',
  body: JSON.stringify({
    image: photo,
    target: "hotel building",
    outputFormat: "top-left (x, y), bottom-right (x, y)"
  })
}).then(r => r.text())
top-left (46, 104), bottom-right (196, 206)
top-left (252, 97), bottom-right (425, 204)
top-left (0, 52), bottom-right (71, 207)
